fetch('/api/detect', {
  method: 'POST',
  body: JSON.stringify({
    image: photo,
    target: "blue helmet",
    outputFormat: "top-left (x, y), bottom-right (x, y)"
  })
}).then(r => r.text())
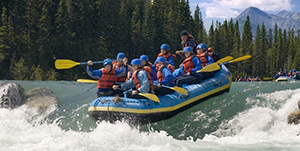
top-left (160, 44), bottom-right (170, 51)
top-left (156, 56), bottom-right (166, 63)
top-left (293, 69), bottom-right (296, 72)
top-left (280, 68), bottom-right (282, 71)
top-left (139, 55), bottom-right (148, 62)
top-left (103, 58), bottom-right (112, 66)
top-left (183, 46), bottom-right (193, 53)
top-left (196, 43), bottom-right (208, 51)
top-left (117, 52), bottom-right (125, 59)
top-left (131, 59), bottom-right (142, 66)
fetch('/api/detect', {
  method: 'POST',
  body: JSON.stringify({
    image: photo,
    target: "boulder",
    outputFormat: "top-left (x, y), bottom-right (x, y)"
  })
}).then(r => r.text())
top-left (0, 82), bottom-right (25, 109)
top-left (25, 87), bottom-right (59, 113)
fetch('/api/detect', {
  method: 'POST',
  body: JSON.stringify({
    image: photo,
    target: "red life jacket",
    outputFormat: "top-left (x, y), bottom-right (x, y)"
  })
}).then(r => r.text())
top-left (113, 64), bottom-right (127, 82)
top-left (132, 69), bottom-right (154, 91)
top-left (97, 68), bottom-right (116, 89)
top-left (183, 55), bottom-right (195, 73)
top-left (196, 53), bottom-right (207, 67)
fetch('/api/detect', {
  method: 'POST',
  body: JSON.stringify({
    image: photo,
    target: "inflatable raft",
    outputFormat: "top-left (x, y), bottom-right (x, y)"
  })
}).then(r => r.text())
top-left (88, 64), bottom-right (232, 124)
top-left (275, 76), bottom-right (291, 82)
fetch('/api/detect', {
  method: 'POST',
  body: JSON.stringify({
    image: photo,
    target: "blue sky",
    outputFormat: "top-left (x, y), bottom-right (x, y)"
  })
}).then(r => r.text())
top-left (189, 0), bottom-right (300, 30)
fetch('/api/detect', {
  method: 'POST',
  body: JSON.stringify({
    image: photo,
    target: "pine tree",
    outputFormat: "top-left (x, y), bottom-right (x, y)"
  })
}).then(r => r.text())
top-left (0, 6), bottom-right (14, 79)
top-left (260, 23), bottom-right (268, 76)
top-left (287, 28), bottom-right (295, 69)
top-left (131, 0), bottom-right (145, 58)
top-left (193, 5), bottom-right (205, 43)
top-left (252, 24), bottom-right (261, 76)
top-left (120, 0), bottom-right (134, 59)
top-left (241, 16), bottom-right (253, 75)
top-left (230, 20), bottom-right (241, 75)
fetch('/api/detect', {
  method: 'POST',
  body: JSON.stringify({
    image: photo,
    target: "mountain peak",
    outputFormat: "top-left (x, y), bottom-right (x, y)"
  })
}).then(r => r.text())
top-left (234, 7), bottom-right (300, 34)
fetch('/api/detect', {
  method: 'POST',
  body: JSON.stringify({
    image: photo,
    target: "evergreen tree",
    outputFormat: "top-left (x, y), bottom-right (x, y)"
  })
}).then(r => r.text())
top-left (193, 5), bottom-right (205, 43)
top-left (207, 21), bottom-right (214, 47)
top-left (131, 0), bottom-right (145, 58)
top-left (221, 19), bottom-right (230, 56)
top-left (252, 24), bottom-right (261, 76)
top-left (230, 20), bottom-right (241, 75)
top-left (120, 0), bottom-right (134, 59)
top-left (287, 28), bottom-right (295, 69)
top-left (0, 6), bottom-right (14, 79)
top-left (241, 16), bottom-right (252, 74)
top-left (260, 23), bottom-right (268, 77)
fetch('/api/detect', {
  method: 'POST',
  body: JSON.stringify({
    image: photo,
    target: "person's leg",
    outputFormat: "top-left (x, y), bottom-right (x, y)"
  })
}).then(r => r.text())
top-left (154, 86), bottom-right (174, 96)
top-left (176, 75), bottom-right (202, 87)
top-left (202, 72), bottom-right (214, 80)
top-left (126, 92), bottom-right (148, 99)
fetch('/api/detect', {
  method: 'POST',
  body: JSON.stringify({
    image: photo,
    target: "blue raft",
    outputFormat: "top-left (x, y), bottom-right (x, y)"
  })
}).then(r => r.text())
top-left (88, 64), bottom-right (232, 124)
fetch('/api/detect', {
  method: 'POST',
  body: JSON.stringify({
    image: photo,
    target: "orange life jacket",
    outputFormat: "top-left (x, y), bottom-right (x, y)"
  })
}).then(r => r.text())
top-left (157, 52), bottom-right (176, 60)
top-left (157, 65), bottom-right (166, 84)
top-left (143, 66), bottom-right (152, 74)
top-left (113, 64), bottom-right (127, 82)
top-left (97, 68), bottom-right (116, 89)
top-left (207, 52), bottom-right (217, 61)
top-left (183, 55), bottom-right (195, 74)
top-left (132, 69), bottom-right (154, 91)
top-left (196, 53), bottom-right (207, 67)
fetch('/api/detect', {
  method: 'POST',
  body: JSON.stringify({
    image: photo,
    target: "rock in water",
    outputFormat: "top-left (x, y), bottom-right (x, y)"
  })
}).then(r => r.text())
top-left (25, 87), bottom-right (59, 113)
top-left (0, 83), bottom-right (25, 109)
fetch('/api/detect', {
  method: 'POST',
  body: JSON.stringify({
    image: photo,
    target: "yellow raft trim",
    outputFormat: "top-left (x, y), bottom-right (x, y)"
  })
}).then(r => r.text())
top-left (88, 81), bottom-right (231, 114)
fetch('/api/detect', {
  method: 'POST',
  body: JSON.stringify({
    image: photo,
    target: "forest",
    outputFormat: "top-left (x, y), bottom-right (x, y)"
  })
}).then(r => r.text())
top-left (1, 0), bottom-right (300, 81)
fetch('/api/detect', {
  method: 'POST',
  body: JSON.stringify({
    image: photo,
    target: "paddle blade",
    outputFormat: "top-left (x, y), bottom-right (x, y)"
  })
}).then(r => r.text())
top-left (196, 63), bottom-right (220, 73)
top-left (138, 93), bottom-right (160, 103)
top-left (171, 86), bottom-right (188, 95)
top-left (55, 59), bottom-right (80, 69)
top-left (216, 56), bottom-right (233, 64)
top-left (77, 79), bottom-right (98, 83)
top-left (229, 55), bottom-right (251, 63)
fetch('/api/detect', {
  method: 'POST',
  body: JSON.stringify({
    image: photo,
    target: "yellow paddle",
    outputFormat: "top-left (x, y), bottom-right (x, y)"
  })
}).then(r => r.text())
top-left (76, 79), bottom-right (98, 83)
top-left (263, 77), bottom-right (273, 81)
top-left (138, 93), bottom-right (160, 103)
top-left (158, 85), bottom-right (188, 95)
top-left (196, 63), bottom-right (220, 73)
top-left (55, 59), bottom-right (118, 69)
top-left (196, 55), bottom-right (252, 73)
top-left (216, 56), bottom-right (233, 64)
top-left (223, 55), bottom-right (251, 64)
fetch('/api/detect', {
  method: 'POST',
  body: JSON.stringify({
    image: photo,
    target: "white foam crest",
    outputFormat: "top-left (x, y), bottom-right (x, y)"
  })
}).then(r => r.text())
top-left (202, 88), bottom-right (300, 148)
top-left (0, 106), bottom-right (200, 151)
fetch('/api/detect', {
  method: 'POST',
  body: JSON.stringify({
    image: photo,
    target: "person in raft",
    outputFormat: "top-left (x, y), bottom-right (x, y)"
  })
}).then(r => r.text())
top-left (113, 52), bottom-right (133, 83)
top-left (173, 46), bottom-right (203, 87)
top-left (86, 58), bottom-right (124, 97)
top-left (156, 44), bottom-right (175, 72)
top-left (140, 54), bottom-right (157, 81)
top-left (274, 68), bottom-right (284, 79)
top-left (206, 47), bottom-right (220, 62)
top-left (176, 30), bottom-right (198, 54)
top-left (153, 56), bottom-right (175, 95)
top-left (112, 59), bottom-right (155, 99)
top-left (195, 43), bottom-right (215, 67)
